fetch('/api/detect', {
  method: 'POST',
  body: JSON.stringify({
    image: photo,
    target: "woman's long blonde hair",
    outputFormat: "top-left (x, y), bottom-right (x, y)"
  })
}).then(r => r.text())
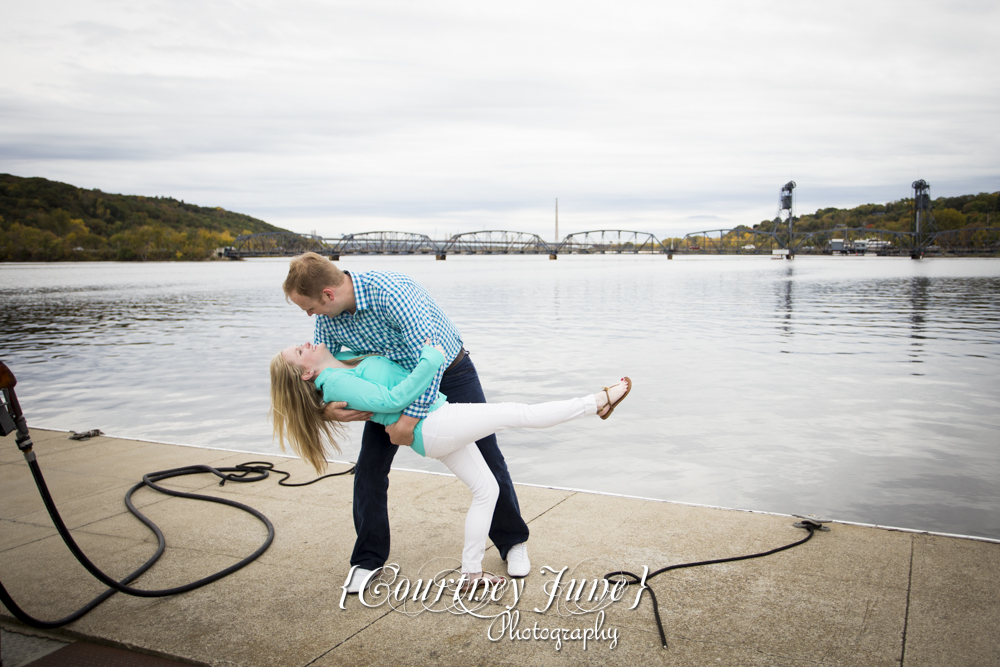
top-left (269, 353), bottom-right (344, 474)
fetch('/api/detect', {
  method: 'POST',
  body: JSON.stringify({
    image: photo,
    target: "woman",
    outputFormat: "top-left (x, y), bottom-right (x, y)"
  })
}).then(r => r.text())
top-left (269, 340), bottom-right (630, 589)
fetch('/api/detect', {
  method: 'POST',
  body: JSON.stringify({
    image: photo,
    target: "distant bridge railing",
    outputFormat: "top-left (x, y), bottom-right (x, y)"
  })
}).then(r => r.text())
top-left (555, 230), bottom-right (667, 254)
top-left (329, 231), bottom-right (439, 255)
top-left (440, 230), bottom-right (553, 254)
top-left (227, 232), bottom-right (329, 258)
top-left (681, 228), bottom-right (781, 253)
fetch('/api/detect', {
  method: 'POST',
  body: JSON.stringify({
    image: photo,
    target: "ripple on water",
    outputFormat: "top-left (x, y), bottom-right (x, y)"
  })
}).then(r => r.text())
top-left (2, 256), bottom-right (999, 539)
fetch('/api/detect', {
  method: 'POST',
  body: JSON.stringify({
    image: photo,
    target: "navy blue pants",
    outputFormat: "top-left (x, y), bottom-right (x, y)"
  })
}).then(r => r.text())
top-left (349, 351), bottom-right (530, 570)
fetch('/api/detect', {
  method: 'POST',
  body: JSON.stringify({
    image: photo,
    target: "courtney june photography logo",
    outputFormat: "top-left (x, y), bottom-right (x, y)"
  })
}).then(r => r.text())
top-left (338, 561), bottom-right (652, 650)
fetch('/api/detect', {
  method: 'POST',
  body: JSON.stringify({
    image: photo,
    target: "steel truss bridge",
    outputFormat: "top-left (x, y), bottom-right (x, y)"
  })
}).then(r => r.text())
top-left (225, 229), bottom-right (672, 258)
top-left (227, 232), bottom-right (329, 257)
top-left (440, 230), bottom-right (553, 254)
top-left (225, 226), bottom-right (999, 259)
top-left (553, 230), bottom-right (667, 254)
top-left (330, 231), bottom-right (439, 255)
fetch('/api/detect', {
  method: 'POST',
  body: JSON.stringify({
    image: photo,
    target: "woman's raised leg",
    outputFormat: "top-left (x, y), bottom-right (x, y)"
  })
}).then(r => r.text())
top-left (422, 380), bottom-right (631, 575)
top-left (421, 395), bottom-right (597, 460)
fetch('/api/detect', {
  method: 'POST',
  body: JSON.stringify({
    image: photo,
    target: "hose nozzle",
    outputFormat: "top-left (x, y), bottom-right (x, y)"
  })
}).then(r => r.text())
top-left (0, 363), bottom-right (32, 453)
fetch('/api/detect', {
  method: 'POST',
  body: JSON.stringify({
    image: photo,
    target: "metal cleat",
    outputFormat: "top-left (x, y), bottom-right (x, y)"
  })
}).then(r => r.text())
top-left (69, 429), bottom-right (105, 441)
top-left (792, 514), bottom-right (832, 531)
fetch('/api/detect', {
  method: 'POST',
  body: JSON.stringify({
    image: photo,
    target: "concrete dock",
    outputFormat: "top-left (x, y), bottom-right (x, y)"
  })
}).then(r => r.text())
top-left (2, 428), bottom-right (998, 666)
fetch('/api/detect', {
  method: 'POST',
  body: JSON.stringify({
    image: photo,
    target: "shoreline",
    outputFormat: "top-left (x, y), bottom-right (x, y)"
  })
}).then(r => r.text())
top-left (28, 427), bottom-right (1000, 547)
top-left (3, 252), bottom-right (1000, 264)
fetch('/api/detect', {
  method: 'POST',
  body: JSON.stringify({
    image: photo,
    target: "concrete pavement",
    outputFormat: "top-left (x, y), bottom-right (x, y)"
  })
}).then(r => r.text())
top-left (2, 428), bottom-right (998, 666)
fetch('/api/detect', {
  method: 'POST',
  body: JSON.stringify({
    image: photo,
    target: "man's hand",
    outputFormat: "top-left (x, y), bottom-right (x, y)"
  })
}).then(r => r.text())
top-left (386, 414), bottom-right (420, 447)
top-left (322, 401), bottom-right (373, 423)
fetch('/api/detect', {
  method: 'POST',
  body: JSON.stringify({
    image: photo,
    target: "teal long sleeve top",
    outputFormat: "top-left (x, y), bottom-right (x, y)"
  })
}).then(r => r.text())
top-left (313, 345), bottom-right (447, 456)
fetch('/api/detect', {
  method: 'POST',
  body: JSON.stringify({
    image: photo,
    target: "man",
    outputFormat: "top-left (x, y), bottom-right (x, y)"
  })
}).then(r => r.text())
top-left (283, 252), bottom-right (530, 590)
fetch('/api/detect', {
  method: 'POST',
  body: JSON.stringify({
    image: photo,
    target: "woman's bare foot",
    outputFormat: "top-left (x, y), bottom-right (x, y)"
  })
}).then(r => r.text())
top-left (596, 377), bottom-right (632, 420)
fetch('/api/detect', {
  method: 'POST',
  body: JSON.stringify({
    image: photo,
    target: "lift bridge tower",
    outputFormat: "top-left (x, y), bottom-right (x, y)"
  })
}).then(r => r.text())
top-left (777, 181), bottom-right (796, 259)
top-left (911, 179), bottom-right (936, 259)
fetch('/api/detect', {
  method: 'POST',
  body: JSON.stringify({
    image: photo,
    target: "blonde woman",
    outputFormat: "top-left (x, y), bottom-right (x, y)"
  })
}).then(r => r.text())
top-left (270, 340), bottom-right (631, 590)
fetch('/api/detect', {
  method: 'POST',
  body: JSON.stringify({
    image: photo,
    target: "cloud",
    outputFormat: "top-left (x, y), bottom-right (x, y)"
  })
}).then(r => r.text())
top-left (1, 0), bottom-right (998, 238)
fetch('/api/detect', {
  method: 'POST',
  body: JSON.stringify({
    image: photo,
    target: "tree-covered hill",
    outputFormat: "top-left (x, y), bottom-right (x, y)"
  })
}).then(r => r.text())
top-left (0, 174), bottom-right (291, 261)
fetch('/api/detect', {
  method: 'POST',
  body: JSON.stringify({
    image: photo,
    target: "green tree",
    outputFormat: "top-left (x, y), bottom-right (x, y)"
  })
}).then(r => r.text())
top-left (933, 208), bottom-right (966, 231)
top-left (1, 173), bottom-right (290, 261)
top-left (2, 223), bottom-right (61, 260)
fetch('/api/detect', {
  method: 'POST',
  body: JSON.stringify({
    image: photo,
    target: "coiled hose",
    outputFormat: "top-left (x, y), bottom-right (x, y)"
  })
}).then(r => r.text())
top-left (0, 363), bottom-right (353, 629)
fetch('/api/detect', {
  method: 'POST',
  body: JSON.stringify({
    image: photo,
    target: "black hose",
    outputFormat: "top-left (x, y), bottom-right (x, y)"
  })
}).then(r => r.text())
top-left (604, 524), bottom-right (819, 649)
top-left (217, 460), bottom-right (355, 487)
top-left (0, 457), bottom-right (352, 629)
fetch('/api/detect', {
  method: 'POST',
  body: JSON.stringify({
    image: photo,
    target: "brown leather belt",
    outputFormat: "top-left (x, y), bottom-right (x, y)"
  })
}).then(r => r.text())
top-left (446, 348), bottom-right (467, 373)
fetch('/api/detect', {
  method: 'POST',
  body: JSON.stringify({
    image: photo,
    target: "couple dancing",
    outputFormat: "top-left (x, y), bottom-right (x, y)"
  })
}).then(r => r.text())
top-left (270, 253), bottom-right (631, 591)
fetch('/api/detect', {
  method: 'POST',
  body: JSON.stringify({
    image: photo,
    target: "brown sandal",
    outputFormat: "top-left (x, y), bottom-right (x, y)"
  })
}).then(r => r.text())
top-left (599, 377), bottom-right (632, 420)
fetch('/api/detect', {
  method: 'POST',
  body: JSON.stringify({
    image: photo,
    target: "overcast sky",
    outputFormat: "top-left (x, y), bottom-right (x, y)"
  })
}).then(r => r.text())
top-left (3, 0), bottom-right (998, 239)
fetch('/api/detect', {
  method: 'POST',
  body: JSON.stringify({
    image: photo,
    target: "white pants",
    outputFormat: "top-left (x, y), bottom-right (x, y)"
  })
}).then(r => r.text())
top-left (419, 394), bottom-right (598, 573)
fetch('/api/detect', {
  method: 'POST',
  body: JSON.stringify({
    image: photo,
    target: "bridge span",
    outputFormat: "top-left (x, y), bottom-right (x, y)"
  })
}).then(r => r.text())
top-left (225, 226), bottom-right (1000, 259)
top-left (225, 229), bottom-right (673, 259)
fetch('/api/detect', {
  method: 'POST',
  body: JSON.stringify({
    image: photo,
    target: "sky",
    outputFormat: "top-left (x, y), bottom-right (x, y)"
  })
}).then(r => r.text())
top-left (2, 0), bottom-right (998, 240)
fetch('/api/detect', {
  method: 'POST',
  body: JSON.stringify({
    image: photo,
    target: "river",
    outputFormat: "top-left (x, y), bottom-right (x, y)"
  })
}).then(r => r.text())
top-left (2, 255), bottom-right (998, 539)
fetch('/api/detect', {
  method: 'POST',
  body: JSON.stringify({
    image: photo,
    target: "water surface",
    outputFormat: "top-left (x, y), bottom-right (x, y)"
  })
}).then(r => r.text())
top-left (2, 256), bottom-right (998, 539)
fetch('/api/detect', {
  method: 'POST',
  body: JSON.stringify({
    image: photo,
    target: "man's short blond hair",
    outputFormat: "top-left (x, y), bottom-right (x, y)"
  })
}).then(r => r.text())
top-left (283, 252), bottom-right (345, 300)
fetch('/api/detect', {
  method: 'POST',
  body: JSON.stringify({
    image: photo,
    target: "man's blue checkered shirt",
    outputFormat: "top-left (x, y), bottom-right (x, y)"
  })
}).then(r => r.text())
top-left (312, 271), bottom-right (464, 419)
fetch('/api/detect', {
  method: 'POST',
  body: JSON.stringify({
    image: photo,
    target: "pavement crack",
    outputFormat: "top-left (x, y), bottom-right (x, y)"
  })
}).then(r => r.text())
top-left (303, 608), bottom-right (396, 666)
top-left (481, 491), bottom-right (576, 557)
top-left (525, 491), bottom-right (576, 524)
top-left (0, 518), bottom-right (60, 552)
